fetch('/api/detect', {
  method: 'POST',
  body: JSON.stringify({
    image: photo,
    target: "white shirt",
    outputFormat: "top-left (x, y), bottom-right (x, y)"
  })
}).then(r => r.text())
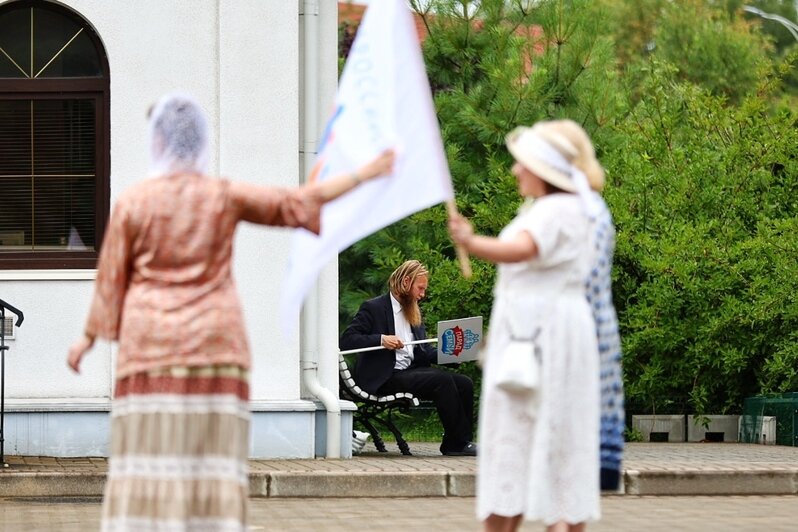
top-left (388, 292), bottom-right (414, 370)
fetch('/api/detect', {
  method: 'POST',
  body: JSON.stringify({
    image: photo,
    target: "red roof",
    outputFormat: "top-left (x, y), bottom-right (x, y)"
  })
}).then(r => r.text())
top-left (338, 2), bottom-right (544, 75)
top-left (338, 2), bottom-right (429, 41)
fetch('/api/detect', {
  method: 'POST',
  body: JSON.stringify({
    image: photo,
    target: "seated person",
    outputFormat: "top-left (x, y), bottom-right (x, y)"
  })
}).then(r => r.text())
top-left (340, 259), bottom-right (477, 456)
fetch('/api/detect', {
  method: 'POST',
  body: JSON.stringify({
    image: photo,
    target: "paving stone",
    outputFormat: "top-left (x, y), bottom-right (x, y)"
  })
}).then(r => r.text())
top-left (3, 442), bottom-right (798, 498)
top-left (3, 495), bottom-right (798, 531)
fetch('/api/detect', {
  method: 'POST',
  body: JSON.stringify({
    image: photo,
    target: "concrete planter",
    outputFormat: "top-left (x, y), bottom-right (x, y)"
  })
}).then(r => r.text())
top-left (687, 415), bottom-right (740, 442)
top-left (632, 415), bottom-right (686, 442)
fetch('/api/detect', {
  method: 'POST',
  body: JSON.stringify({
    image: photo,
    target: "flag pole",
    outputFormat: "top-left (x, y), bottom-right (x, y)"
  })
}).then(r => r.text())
top-left (446, 200), bottom-right (472, 278)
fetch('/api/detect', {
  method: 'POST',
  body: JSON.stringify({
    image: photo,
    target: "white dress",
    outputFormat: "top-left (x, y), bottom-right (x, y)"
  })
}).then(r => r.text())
top-left (476, 194), bottom-right (601, 524)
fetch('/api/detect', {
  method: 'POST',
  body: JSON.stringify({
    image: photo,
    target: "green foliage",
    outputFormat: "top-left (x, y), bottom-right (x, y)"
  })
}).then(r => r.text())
top-left (338, 0), bottom-right (798, 417)
top-left (340, 0), bottom-right (621, 326)
top-left (372, 405), bottom-right (443, 443)
top-left (595, 0), bottom-right (666, 67)
top-left (623, 426), bottom-right (644, 442)
top-left (739, 1), bottom-right (798, 106)
top-left (606, 59), bottom-right (798, 414)
top-left (737, 0), bottom-right (798, 54)
top-left (338, 23), bottom-right (353, 76)
top-left (599, 0), bottom-right (773, 102)
top-left (653, 1), bottom-right (772, 102)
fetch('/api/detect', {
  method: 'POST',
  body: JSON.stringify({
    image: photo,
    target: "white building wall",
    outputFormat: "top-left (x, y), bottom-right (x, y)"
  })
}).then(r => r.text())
top-left (314, 0), bottom-right (342, 403)
top-left (1, 278), bottom-right (109, 401)
top-left (0, 0), bottom-right (347, 458)
top-left (218, 0), bottom-right (302, 402)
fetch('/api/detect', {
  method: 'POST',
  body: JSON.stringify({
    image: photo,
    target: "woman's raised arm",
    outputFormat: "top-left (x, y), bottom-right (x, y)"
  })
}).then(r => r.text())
top-left (312, 148), bottom-right (395, 203)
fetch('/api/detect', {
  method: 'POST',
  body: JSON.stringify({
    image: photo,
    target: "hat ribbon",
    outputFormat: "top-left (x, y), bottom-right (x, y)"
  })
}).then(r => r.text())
top-left (527, 135), bottom-right (603, 218)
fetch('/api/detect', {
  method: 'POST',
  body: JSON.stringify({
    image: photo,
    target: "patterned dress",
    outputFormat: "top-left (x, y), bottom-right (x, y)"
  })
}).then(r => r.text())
top-left (84, 174), bottom-right (320, 532)
top-left (585, 193), bottom-right (625, 490)
top-left (476, 194), bottom-right (601, 524)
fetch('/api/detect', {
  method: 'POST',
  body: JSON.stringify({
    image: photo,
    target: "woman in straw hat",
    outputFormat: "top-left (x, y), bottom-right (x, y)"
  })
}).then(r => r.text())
top-left (67, 92), bottom-right (394, 532)
top-left (449, 120), bottom-right (602, 532)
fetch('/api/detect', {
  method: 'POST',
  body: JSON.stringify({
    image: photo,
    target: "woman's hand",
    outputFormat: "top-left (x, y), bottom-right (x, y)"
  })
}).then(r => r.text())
top-left (448, 212), bottom-right (474, 249)
top-left (311, 148), bottom-right (396, 205)
top-left (355, 149), bottom-right (395, 182)
top-left (67, 334), bottom-right (95, 374)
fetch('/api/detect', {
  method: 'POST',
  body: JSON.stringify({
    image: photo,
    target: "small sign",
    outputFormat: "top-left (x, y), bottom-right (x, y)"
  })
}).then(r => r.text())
top-left (437, 316), bottom-right (483, 364)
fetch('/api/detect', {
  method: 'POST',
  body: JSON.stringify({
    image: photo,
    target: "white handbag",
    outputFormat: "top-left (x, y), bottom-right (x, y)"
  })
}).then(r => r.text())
top-left (496, 329), bottom-right (541, 394)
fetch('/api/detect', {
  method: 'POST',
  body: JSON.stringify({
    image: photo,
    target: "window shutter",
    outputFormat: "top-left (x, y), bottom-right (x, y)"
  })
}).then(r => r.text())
top-left (0, 1), bottom-right (108, 268)
top-left (0, 98), bottom-right (96, 251)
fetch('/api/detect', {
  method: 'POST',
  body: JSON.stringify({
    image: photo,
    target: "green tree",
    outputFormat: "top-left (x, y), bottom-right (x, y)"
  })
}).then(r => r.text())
top-left (655, 0), bottom-right (771, 101)
top-left (339, 0), bottom-right (621, 328)
top-left (338, 0), bottom-right (798, 419)
top-left (736, 0), bottom-right (798, 54)
top-left (599, 0), bottom-right (773, 102)
top-left (737, 0), bottom-right (798, 104)
top-left (605, 57), bottom-right (798, 414)
top-left (338, 0), bottom-right (622, 409)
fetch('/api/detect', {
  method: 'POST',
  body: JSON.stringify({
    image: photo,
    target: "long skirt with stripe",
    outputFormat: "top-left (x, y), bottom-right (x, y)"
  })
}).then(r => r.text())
top-left (102, 365), bottom-right (250, 532)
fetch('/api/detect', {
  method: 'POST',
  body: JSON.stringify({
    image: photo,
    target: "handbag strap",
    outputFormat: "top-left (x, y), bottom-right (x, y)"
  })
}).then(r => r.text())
top-left (509, 327), bottom-right (540, 344)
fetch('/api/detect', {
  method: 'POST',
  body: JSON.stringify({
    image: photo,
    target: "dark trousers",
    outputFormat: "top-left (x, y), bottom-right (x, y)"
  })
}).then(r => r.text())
top-left (378, 366), bottom-right (474, 452)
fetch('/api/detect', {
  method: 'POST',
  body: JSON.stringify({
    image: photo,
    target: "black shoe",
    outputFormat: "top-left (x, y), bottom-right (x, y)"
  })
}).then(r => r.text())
top-left (441, 442), bottom-right (478, 456)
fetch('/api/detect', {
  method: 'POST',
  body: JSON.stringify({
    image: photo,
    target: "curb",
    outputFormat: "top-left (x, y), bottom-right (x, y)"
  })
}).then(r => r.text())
top-left (0, 472), bottom-right (106, 498)
top-left (0, 471), bottom-right (471, 498)
top-left (624, 469), bottom-right (798, 496)
top-left (264, 471), bottom-right (449, 497)
top-left (3, 469), bottom-right (798, 498)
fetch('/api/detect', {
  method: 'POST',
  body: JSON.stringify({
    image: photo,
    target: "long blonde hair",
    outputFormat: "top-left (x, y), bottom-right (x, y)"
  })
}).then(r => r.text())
top-left (388, 260), bottom-right (428, 327)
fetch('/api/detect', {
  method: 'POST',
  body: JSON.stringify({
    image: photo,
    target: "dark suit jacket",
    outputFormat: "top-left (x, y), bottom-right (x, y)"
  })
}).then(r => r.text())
top-left (340, 293), bottom-right (436, 394)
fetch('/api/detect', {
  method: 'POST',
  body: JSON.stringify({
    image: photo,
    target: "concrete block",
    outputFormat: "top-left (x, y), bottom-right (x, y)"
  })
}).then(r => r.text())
top-left (249, 473), bottom-right (270, 497)
top-left (687, 415), bottom-right (740, 442)
top-left (5, 411), bottom-right (109, 457)
top-left (632, 415), bottom-right (685, 442)
top-left (4, 405), bottom-right (335, 459)
top-left (268, 471), bottom-right (448, 497)
top-left (249, 410), bottom-right (315, 459)
top-left (625, 469), bottom-right (798, 496)
top-left (0, 473), bottom-right (105, 498)
top-left (314, 407), bottom-right (355, 459)
top-left (447, 472), bottom-right (476, 496)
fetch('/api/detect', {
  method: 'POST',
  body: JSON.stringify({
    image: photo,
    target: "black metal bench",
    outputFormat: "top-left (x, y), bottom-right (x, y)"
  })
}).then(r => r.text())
top-left (338, 353), bottom-right (418, 455)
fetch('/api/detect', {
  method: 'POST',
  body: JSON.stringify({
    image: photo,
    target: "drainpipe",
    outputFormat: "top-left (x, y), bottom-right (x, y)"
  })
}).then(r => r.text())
top-left (300, 0), bottom-right (341, 459)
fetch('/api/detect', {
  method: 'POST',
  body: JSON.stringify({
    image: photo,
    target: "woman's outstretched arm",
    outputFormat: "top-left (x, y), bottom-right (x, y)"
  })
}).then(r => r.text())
top-left (231, 149), bottom-right (395, 233)
top-left (312, 149), bottom-right (395, 203)
top-left (448, 212), bottom-right (538, 264)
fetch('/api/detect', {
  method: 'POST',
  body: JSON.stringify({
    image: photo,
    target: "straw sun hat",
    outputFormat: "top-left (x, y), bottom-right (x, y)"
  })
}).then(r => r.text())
top-left (505, 125), bottom-right (580, 193)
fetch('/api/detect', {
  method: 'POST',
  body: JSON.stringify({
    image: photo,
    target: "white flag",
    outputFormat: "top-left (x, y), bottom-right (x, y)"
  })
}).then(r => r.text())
top-left (280, 0), bottom-right (453, 334)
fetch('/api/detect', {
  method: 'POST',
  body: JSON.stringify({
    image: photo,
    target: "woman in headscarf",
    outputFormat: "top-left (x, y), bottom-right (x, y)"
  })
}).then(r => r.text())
top-left (67, 92), bottom-right (394, 531)
top-left (449, 120), bottom-right (602, 532)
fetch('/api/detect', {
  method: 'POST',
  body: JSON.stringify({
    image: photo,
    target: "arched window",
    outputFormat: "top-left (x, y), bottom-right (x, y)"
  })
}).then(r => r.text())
top-left (0, 0), bottom-right (109, 269)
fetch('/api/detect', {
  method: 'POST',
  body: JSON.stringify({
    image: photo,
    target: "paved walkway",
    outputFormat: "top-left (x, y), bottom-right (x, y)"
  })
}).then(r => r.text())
top-left (3, 496), bottom-right (798, 531)
top-left (2, 442), bottom-right (798, 498)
